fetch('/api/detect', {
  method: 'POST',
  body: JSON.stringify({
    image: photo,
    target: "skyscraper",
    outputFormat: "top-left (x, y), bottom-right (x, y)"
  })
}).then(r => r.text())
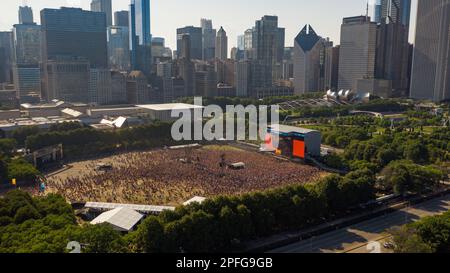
top-left (201, 19), bottom-right (216, 61)
top-left (253, 16), bottom-right (285, 87)
top-left (13, 24), bottom-right (41, 66)
top-left (237, 35), bottom-right (245, 50)
top-left (13, 9), bottom-right (42, 102)
top-left (114, 11), bottom-right (129, 27)
top-left (375, 0), bottom-right (412, 96)
top-left (0, 32), bottom-right (13, 83)
top-left (19, 6), bottom-right (34, 24)
top-left (215, 27), bottom-right (228, 61)
top-left (380, 0), bottom-right (411, 26)
top-left (43, 56), bottom-right (90, 103)
top-left (41, 8), bottom-right (108, 102)
top-left (177, 26), bottom-right (203, 60)
top-left (41, 8), bottom-right (108, 69)
top-left (129, 0), bottom-right (152, 76)
top-left (91, 0), bottom-right (113, 26)
top-left (410, 0), bottom-right (450, 101)
top-left (324, 45), bottom-right (340, 91)
top-left (374, 0), bottom-right (383, 23)
top-left (338, 16), bottom-right (377, 91)
top-left (108, 26), bottom-right (131, 71)
top-left (293, 25), bottom-right (326, 94)
top-left (177, 34), bottom-right (195, 97)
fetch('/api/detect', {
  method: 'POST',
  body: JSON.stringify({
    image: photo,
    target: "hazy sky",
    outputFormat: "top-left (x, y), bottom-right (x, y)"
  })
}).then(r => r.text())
top-left (0, 0), bottom-right (418, 50)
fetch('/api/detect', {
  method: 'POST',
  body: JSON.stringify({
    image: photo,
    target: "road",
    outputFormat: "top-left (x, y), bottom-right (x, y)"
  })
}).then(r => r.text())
top-left (270, 194), bottom-right (450, 253)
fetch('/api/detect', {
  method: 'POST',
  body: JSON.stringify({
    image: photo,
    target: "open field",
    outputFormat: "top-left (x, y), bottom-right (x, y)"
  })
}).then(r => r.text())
top-left (44, 145), bottom-right (325, 206)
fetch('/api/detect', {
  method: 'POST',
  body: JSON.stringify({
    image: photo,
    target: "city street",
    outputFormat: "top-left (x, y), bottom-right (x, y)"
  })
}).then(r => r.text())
top-left (270, 194), bottom-right (450, 253)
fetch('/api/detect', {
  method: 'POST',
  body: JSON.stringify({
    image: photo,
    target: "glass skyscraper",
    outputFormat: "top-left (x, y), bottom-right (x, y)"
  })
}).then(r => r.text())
top-left (129, 0), bottom-right (152, 76)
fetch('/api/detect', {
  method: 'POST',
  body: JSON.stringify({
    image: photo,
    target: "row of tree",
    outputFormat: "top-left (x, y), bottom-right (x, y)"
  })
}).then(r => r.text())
top-left (0, 190), bottom-right (127, 253)
top-left (392, 210), bottom-right (450, 253)
top-left (132, 169), bottom-right (376, 253)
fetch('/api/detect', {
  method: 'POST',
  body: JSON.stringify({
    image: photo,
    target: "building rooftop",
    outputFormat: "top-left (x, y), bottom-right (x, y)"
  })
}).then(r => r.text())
top-left (269, 124), bottom-right (320, 135)
top-left (91, 207), bottom-right (144, 232)
top-left (183, 196), bottom-right (207, 206)
top-left (137, 103), bottom-right (204, 111)
top-left (85, 202), bottom-right (175, 214)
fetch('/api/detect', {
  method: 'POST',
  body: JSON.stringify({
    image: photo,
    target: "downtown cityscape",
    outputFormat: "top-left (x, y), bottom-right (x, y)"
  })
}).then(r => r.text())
top-left (0, 0), bottom-right (449, 262)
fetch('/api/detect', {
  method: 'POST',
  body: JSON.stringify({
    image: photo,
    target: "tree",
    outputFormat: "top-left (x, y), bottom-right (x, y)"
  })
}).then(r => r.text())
top-left (0, 139), bottom-right (17, 156)
top-left (391, 226), bottom-right (433, 253)
top-left (77, 224), bottom-right (127, 253)
top-left (135, 216), bottom-right (165, 253)
top-left (403, 139), bottom-right (429, 163)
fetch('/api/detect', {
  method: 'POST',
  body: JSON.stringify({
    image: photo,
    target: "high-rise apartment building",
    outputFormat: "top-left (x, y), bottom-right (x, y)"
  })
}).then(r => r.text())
top-left (91, 0), bottom-right (113, 26)
top-left (410, 0), bottom-right (450, 101)
top-left (338, 16), bottom-right (377, 91)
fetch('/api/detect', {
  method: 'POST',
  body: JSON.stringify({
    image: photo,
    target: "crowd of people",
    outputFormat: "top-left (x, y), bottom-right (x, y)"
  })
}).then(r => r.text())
top-left (46, 147), bottom-right (324, 205)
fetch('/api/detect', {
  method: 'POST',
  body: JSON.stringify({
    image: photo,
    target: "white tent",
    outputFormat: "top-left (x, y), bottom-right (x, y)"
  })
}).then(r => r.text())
top-left (91, 207), bottom-right (144, 232)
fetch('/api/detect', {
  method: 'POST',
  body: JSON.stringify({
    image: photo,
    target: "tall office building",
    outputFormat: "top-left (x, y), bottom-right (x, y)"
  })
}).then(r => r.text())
top-left (195, 64), bottom-right (217, 97)
top-left (114, 11), bottom-right (129, 27)
top-left (410, 0), bottom-right (450, 102)
top-left (293, 25), bottom-right (327, 94)
top-left (0, 32), bottom-right (13, 83)
top-left (41, 8), bottom-right (107, 102)
top-left (13, 24), bottom-right (41, 66)
top-left (12, 12), bottom-right (42, 102)
top-left (374, 0), bottom-right (383, 23)
top-left (177, 34), bottom-right (195, 97)
top-left (111, 71), bottom-right (128, 104)
top-left (107, 26), bottom-right (131, 71)
top-left (215, 27), bottom-right (228, 61)
top-left (41, 8), bottom-right (108, 68)
top-left (324, 45), bottom-right (340, 91)
top-left (127, 70), bottom-right (149, 104)
top-left (91, 0), bottom-right (112, 26)
top-left (89, 69), bottom-right (112, 105)
top-left (338, 16), bottom-right (377, 90)
top-left (19, 6), bottom-right (34, 24)
top-left (380, 0), bottom-right (411, 26)
top-left (235, 60), bottom-right (251, 97)
top-left (177, 26), bottom-right (203, 60)
top-left (201, 19), bottom-right (216, 61)
top-left (237, 35), bottom-right (245, 50)
top-left (375, 0), bottom-right (412, 96)
top-left (253, 16), bottom-right (285, 87)
top-left (130, 0), bottom-right (152, 77)
top-left (43, 57), bottom-right (90, 103)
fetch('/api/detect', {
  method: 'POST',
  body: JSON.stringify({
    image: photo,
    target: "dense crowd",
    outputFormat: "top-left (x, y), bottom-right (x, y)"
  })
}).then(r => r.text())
top-left (46, 147), bottom-right (323, 205)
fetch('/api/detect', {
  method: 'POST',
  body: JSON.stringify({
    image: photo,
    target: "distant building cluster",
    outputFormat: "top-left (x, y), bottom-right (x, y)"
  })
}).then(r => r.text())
top-left (0, 0), bottom-right (449, 111)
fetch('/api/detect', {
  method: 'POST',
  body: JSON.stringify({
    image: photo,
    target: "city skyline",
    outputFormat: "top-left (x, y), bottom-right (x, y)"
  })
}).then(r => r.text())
top-left (0, 0), bottom-right (418, 51)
